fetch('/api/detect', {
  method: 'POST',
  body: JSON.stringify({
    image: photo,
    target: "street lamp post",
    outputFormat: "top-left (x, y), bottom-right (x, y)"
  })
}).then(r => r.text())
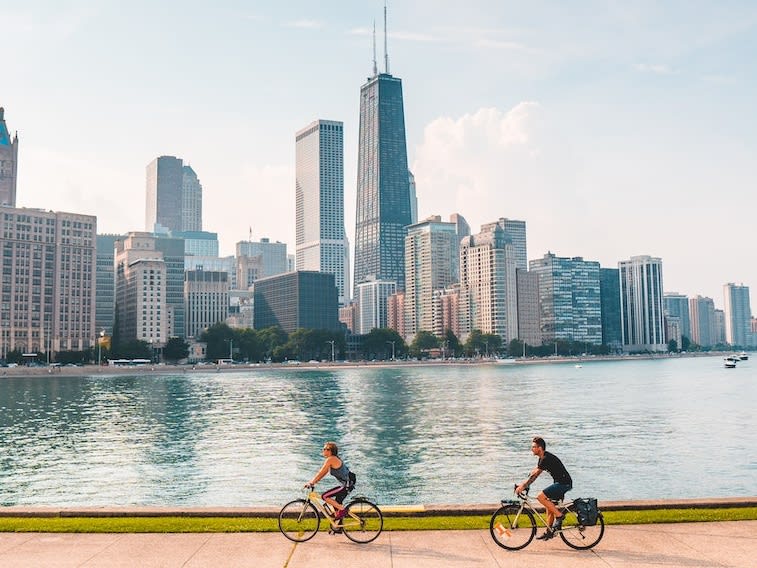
top-left (326, 340), bottom-right (335, 362)
top-left (97, 330), bottom-right (104, 366)
top-left (386, 340), bottom-right (395, 361)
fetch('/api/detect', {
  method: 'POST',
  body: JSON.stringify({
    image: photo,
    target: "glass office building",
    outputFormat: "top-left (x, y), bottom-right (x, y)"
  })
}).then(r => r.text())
top-left (354, 72), bottom-right (412, 292)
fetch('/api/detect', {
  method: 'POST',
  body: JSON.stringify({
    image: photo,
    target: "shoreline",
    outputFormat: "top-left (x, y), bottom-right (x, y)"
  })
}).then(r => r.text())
top-left (2, 497), bottom-right (756, 518)
top-left (0, 351), bottom-right (741, 378)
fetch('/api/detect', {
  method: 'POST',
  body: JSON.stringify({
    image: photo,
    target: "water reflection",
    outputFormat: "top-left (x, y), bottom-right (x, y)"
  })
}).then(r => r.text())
top-left (0, 357), bottom-right (754, 506)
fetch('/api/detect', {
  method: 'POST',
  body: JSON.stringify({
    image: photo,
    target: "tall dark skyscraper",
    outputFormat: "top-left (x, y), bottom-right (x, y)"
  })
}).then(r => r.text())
top-left (353, 21), bottom-right (412, 292)
top-left (0, 107), bottom-right (19, 207)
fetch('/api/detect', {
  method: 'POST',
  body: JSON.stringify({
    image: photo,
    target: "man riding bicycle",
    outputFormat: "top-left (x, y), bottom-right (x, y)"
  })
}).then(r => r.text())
top-left (515, 436), bottom-right (572, 540)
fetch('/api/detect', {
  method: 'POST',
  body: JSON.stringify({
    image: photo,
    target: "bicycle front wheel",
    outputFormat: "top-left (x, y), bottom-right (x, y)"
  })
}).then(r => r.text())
top-left (489, 505), bottom-right (536, 550)
top-left (278, 499), bottom-right (320, 542)
top-left (341, 498), bottom-right (383, 543)
top-left (559, 510), bottom-right (605, 550)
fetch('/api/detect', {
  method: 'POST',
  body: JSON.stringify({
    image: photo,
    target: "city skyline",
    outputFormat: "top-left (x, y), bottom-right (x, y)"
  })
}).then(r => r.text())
top-left (3, 1), bottom-right (756, 306)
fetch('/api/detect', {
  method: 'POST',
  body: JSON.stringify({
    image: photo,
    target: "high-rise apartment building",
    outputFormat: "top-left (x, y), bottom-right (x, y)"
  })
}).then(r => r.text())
top-left (96, 233), bottom-right (120, 335)
top-left (0, 207), bottom-right (96, 357)
top-left (146, 156), bottom-right (203, 233)
top-left (459, 221), bottom-right (518, 344)
top-left (496, 218), bottom-right (528, 272)
top-left (528, 253), bottom-right (602, 345)
top-left (689, 295), bottom-right (716, 348)
top-left (619, 255), bottom-right (666, 352)
top-left (403, 216), bottom-right (459, 340)
top-left (184, 270), bottom-right (229, 339)
top-left (516, 269), bottom-right (541, 346)
top-left (663, 293), bottom-right (691, 340)
top-left (355, 278), bottom-right (397, 335)
top-left (295, 120), bottom-right (349, 305)
top-left (0, 108), bottom-right (19, 207)
top-left (353, 66), bottom-right (412, 292)
top-left (723, 283), bottom-right (754, 347)
top-left (599, 268), bottom-right (622, 350)
top-left (181, 165), bottom-right (202, 232)
top-left (177, 230), bottom-right (219, 257)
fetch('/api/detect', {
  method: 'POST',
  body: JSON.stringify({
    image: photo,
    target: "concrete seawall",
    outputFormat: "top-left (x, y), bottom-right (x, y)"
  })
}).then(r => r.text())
top-left (2, 497), bottom-right (755, 518)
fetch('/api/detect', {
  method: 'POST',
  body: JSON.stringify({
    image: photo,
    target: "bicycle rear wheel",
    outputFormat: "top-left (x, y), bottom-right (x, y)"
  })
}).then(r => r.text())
top-left (559, 510), bottom-right (605, 550)
top-left (341, 498), bottom-right (383, 543)
top-left (278, 499), bottom-right (320, 542)
top-left (489, 505), bottom-right (536, 550)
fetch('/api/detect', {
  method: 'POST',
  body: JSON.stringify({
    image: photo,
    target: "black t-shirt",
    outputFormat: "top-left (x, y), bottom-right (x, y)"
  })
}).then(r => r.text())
top-left (538, 451), bottom-right (572, 485)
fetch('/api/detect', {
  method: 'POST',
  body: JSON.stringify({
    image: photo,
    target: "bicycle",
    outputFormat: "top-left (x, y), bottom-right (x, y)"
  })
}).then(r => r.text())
top-left (278, 486), bottom-right (383, 544)
top-left (489, 485), bottom-right (605, 550)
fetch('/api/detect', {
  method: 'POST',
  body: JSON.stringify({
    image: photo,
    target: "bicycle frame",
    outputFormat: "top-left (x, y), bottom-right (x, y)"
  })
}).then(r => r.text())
top-left (504, 491), bottom-right (574, 532)
top-left (305, 489), bottom-right (359, 529)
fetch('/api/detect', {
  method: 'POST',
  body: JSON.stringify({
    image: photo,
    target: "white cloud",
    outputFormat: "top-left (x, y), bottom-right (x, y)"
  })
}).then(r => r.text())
top-left (411, 103), bottom-right (582, 248)
top-left (633, 63), bottom-right (677, 75)
top-left (284, 19), bottom-right (325, 29)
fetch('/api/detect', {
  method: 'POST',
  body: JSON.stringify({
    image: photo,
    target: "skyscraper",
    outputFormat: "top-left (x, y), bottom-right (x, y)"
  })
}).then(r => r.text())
top-left (459, 221), bottom-right (518, 344)
top-left (403, 216), bottom-right (459, 339)
top-left (619, 255), bottom-right (666, 352)
top-left (146, 156), bottom-right (203, 233)
top-left (689, 295), bottom-right (716, 348)
top-left (663, 292), bottom-right (691, 340)
top-left (182, 165), bottom-right (203, 232)
top-left (0, 108), bottom-right (19, 207)
top-left (723, 283), bottom-right (753, 347)
top-left (529, 253), bottom-right (602, 345)
top-left (295, 119), bottom-right (349, 305)
top-left (353, 37), bottom-right (412, 292)
top-left (0, 207), bottom-right (96, 356)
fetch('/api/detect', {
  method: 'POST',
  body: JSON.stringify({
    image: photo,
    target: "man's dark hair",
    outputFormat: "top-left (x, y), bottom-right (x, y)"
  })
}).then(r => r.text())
top-left (533, 436), bottom-right (546, 450)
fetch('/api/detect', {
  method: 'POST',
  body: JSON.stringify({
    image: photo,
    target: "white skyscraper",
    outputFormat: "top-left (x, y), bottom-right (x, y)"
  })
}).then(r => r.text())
top-left (459, 221), bottom-right (518, 344)
top-left (356, 278), bottom-right (397, 335)
top-left (295, 119), bottom-right (349, 305)
top-left (404, 215), bottom-right (459, 340)
top-left (619, 255), bottom-right (666, 352)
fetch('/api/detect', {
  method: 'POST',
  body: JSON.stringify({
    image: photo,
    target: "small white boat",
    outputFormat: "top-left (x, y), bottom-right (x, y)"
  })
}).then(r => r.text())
top-left (739, 352), bottom-right (749, 361)
top-left (495, 358), bottom-right (517, 364)
top-left (724, 357), bottom-right (738, 368)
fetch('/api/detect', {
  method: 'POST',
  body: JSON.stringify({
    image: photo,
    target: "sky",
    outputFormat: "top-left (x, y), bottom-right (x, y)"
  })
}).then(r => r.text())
top-left (3, 0), bottom-right (756, 308)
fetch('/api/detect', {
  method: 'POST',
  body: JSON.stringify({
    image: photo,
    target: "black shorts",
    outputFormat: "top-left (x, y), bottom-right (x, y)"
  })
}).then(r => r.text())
top-left (322, 485), bottom-right (348, 504)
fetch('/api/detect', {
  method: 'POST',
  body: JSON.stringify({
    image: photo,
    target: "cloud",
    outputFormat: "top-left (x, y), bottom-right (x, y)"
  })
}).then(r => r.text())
top-left (633, 63), bottom-right (677, 75)
top-left (411, 103), bottom-right (588, 260)
top-left (473, 39), bottom-right (528, 51)
top-left (284, 19), bottom-right (325, 29)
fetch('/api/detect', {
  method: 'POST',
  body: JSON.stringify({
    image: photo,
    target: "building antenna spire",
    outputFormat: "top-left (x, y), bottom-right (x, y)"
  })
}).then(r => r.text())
top-left (372, 19), bottom-right (378, 76)
top-left (384, 0), bottom-right (390, 74)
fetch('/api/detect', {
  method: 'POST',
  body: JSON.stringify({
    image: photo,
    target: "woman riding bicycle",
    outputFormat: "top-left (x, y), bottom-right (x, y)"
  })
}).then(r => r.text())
top-left (305, 441), bottom-right (353, 523)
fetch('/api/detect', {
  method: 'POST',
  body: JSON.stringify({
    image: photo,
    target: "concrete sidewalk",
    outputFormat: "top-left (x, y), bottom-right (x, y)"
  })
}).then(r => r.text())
top-left (0, 521), bottom-right (754, 567)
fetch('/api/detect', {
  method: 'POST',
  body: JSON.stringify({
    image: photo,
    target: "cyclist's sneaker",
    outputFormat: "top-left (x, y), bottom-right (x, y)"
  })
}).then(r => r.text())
top-left (551, 515), bottom-right (564, 531)
top-left (329, 527), bottom-right (343, 535)
top-left (536, 529), bottom-right (554, 540)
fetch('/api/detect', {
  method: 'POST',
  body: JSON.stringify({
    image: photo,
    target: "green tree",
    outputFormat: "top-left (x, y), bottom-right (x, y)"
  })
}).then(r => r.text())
top-left (410, 330), bottom-right (439, 357)
top-left (681, 336), bottom-right (691, 352)
top-left (118, 340), bottom-right (152, 360)
top-left (442, 329), bottom-right (462, 357)
top-left (362, 328), bottom-right (406, 360)
top-left (200, 323), bottom-right (236, 361)
top-left (667, 339), bottom-right (678, 353)
top-left (464, 330), bottom-right (501, 357)
top-left (509, 338), bottom-right (525, 357)
top-left (257, 326), bottom-right (288, 361)
top-left (163, 337), bottom-right (190, 362)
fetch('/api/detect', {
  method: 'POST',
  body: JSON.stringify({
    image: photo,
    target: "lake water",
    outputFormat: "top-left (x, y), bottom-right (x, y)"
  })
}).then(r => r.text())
top-left (0, 356), bottom-right (754, 507)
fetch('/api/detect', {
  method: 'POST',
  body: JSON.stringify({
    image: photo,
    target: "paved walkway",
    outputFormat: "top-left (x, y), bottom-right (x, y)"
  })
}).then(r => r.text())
top-left (0, 521), bottom-right (754, 567)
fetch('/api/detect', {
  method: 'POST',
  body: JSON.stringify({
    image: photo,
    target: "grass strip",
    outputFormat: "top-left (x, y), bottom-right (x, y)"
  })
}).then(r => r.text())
top-left (0, 508), bottom-right (755, 533)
